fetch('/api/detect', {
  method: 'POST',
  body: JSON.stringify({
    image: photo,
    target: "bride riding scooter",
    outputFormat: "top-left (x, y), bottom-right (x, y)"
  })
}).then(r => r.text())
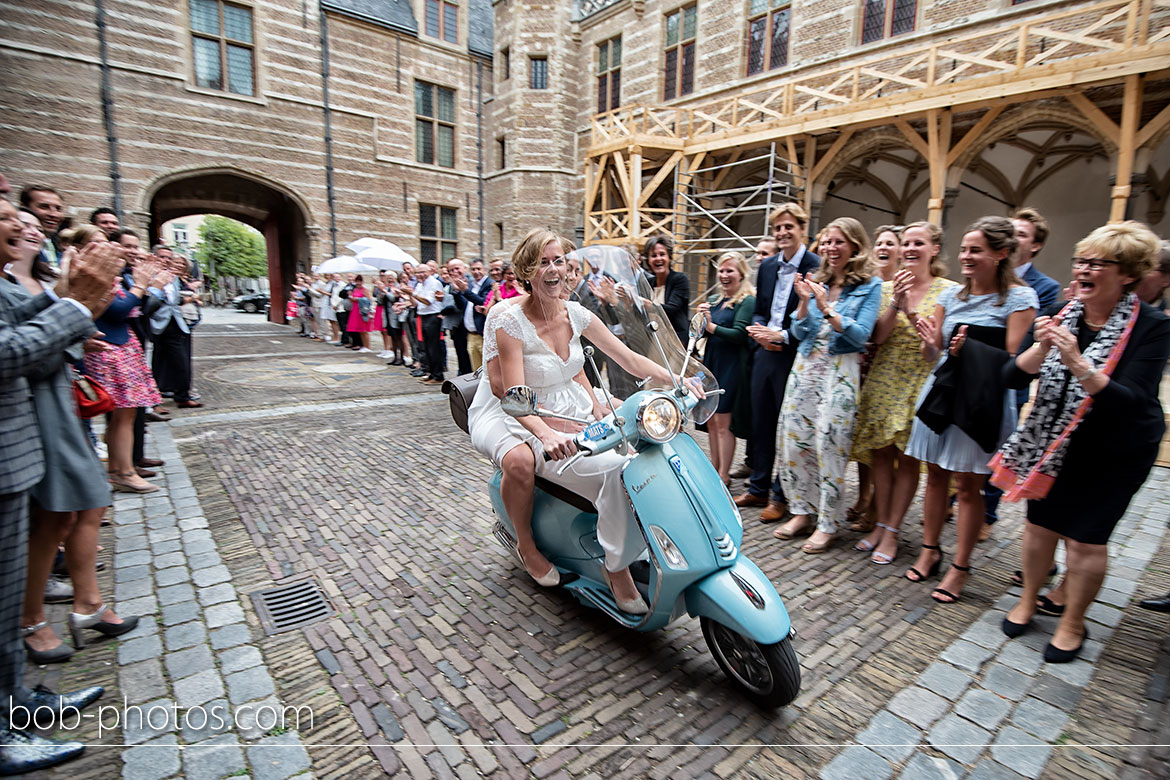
top-left (445, 241), bottom-right (801, 707)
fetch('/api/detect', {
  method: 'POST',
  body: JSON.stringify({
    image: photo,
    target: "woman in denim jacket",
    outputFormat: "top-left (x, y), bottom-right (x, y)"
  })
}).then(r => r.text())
top-left (773, 217), bottom-right (882, 552)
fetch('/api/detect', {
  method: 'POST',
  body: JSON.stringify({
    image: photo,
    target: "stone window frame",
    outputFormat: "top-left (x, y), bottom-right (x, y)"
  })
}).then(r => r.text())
top-left (424, 0), bottom-right (459, 44)
top-left (859, 0), bottom-right (918, 45)
top-left (188, 0), bottom-right (257, 97)
top-left (419, 204), bottom-right (458, 264)
top-left (500, 47), bottom-right (510, 80)
top-left (414, 80), bottom-right (457, 169)
top-left (745, 0), bottom-right (790, 77)
top-left (497, 136), bottom-right (506, 170)
top-left (529, 55), bottom-right (549, 89)
top-left (663, 3), bottom-right (697, 101)
top-left (597, 35), bottom-right (622, 114)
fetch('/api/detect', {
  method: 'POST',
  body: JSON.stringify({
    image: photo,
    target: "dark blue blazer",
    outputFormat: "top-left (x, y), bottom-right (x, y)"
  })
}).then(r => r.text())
top-left (459, 275), bottom-right (493, 334)
top-left (751, 248), bottom-right (822, 345)
top-left (1021, 264), bottom-right (1061, 314)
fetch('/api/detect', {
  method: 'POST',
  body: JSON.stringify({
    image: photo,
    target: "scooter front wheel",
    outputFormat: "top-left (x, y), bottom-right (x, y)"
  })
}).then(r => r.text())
top-left (700, 617), bottom-right (801, 709)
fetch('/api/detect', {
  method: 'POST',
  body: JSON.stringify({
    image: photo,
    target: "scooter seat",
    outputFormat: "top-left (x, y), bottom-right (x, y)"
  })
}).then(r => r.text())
top-left (535, 476), bottom-right (598, 515)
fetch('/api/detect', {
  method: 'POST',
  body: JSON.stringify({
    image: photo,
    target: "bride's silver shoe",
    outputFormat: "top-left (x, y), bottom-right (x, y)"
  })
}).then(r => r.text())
top-left (68, 605), bottom-right (139, 648)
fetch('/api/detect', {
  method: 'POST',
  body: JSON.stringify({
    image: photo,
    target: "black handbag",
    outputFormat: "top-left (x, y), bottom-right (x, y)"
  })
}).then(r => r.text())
top-left (441, 369), bottom-right (482, 434)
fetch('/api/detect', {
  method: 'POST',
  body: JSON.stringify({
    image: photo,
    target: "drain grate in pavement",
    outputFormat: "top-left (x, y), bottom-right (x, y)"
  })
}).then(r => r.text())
top-left (249, 577), bottom-right (335, 635)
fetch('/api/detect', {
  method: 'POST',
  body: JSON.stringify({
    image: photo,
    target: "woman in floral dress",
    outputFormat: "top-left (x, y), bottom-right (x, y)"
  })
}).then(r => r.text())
top-left (772, 217), bottom-right (882, 553)
top-left (851, 222), bottom-right (959, 565)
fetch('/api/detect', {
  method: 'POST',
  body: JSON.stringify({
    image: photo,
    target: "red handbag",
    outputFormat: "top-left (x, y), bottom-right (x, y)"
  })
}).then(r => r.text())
top-left (73, 373), bottom-right (116, 418)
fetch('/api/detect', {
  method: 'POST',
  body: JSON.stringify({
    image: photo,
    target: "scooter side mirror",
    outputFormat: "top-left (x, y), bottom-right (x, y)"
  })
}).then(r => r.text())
top-left (501, 385), bottom-right (537, 417)
top-left (689, 312), bottom-right (707, 342)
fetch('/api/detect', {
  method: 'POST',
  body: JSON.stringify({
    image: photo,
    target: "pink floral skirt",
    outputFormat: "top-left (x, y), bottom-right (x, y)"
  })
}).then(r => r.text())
top-left (83, 337), bottom-right (163, 408)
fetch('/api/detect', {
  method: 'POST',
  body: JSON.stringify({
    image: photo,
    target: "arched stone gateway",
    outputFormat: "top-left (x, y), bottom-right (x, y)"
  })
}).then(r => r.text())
top-left (140, 167), bottom-right (318, 324)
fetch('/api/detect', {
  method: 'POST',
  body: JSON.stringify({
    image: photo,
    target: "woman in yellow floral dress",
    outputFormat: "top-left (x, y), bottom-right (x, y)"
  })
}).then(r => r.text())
top-left (851, 222), bottom-right (958, 565)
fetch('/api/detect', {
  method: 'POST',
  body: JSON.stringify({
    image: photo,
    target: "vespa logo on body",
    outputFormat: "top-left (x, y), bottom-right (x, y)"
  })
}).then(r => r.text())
top-left (630, 474), bottom-right (656, 494)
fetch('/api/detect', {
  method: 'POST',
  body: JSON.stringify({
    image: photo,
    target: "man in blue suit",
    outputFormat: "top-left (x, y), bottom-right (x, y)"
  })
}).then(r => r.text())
top-left (735, 204), bottom-right (822, 523)
top-left (1012, 207), bottom-right (1061, 314)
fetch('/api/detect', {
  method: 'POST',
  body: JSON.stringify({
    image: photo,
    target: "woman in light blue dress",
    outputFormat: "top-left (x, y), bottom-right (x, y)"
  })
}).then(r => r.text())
top-left (905, 217), bottom-right (1037, 604)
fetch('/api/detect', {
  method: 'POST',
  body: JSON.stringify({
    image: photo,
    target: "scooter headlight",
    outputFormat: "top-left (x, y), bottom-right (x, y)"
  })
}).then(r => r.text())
top-left (637, 396), bottom-right (682, 443)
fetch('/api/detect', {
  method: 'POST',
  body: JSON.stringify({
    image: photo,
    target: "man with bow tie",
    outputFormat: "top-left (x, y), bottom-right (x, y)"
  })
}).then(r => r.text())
top-left (736, 203), bottom-right (822, 524)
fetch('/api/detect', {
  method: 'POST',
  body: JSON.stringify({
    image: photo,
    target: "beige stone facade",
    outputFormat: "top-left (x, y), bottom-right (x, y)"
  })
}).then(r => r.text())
top-left (2, 0), bottom-right (1168, 303)
top-left (0, 0), bottom-right (496, 316)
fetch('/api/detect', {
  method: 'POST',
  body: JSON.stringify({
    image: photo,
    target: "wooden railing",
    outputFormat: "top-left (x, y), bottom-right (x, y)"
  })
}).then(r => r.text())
top-left (589, 0), bottom-right (1170, 150)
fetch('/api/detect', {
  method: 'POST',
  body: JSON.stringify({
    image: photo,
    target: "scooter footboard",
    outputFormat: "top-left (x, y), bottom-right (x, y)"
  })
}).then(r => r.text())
top-left (684, 559), bottom-right (792, 645)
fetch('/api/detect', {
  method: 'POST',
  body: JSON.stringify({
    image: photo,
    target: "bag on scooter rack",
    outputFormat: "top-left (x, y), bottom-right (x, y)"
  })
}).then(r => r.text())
top-left (441, 369), bottom-right (482, 434)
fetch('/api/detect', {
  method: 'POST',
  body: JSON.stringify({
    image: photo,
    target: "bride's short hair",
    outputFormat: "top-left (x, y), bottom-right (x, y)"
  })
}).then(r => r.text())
top-left (512, 228), bottom-right (569, 292)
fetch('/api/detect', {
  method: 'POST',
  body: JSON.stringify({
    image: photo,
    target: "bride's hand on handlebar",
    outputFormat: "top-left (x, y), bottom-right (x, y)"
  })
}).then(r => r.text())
top-left (682, 375), bottom-right (706, 399)
top-left (540, 430), bottom-right (578, 461)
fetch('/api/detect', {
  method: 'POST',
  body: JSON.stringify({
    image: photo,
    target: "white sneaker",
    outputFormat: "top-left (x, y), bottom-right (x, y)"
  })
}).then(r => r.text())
top-left (94, 442), bottom-right (108, 461)
top-left (377, 351), bottom-right (392, 358)
top-left (403, 358), bottom-right (413, 367)
top-left (358, 347), bottom-right (371, 353)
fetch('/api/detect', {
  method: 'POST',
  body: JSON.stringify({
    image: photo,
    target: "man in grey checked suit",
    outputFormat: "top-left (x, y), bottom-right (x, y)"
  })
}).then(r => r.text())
top-left (0, 196), bottom-right (119, 775)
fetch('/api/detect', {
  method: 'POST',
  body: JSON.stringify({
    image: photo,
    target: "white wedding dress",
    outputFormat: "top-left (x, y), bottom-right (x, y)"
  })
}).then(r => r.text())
top-left (468, 300), bottom-right (645, 572)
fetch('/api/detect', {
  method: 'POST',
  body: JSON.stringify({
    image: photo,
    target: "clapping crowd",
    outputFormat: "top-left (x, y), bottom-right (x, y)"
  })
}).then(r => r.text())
top-left (0, 174), bottom-right (211, 773)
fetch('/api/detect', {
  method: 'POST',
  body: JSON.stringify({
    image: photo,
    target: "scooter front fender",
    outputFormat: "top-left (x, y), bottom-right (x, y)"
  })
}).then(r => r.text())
top-left (684, 558), bottom-right (791, 646)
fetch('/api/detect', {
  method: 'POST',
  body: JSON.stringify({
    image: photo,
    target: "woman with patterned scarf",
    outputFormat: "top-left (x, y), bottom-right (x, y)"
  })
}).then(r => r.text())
top-left (991, 221), bottom-right (1170, 663)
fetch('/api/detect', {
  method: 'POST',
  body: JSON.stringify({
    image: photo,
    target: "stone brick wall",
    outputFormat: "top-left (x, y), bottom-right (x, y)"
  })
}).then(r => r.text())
top-left (0, 0), bottom-right (495, 269)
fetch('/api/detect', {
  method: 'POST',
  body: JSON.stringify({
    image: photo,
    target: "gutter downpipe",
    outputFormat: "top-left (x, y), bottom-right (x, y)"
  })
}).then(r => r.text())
top-left (95, 0), bottom-right (123, 216)
top-left (319, 4), bottom-right (339, 256)
top-left (476, 59), bottom-right (485, 259)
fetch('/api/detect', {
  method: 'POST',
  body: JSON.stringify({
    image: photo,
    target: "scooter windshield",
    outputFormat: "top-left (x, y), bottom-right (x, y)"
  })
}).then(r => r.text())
top-left (566, 245), bottom-right (720, 426)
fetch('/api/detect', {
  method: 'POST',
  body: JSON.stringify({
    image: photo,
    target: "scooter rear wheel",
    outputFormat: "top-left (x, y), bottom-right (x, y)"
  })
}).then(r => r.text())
top-left (701, 617), bottom-right (801, 709)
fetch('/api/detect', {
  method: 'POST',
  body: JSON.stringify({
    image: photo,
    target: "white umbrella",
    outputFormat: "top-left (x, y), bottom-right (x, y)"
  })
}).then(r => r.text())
top-left (346, 238), bottom-right (416, 272)
top-left (315, 256), bottom-right (379, 274)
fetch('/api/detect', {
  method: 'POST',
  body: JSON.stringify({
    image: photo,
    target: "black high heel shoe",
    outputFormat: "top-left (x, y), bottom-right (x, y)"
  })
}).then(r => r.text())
top-left (21, 623), bottom-right (73, 664)
top-left (68, 605), bottom-right (139, 648)
top-left (931, 563), bottom-right (971, 604)
top-left (905, 544), bottom-right (942, 583)
top-left (1001, 615), bottom-right (1031, 638)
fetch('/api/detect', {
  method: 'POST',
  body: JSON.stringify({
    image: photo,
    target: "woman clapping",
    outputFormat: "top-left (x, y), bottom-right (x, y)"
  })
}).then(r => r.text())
top-left (772, 217), bottom-right (882, 552)
top-left (997, 221), bottom-right (1170, 661)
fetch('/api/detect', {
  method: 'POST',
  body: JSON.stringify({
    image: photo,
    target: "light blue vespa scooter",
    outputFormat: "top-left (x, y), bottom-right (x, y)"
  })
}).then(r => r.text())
top-left (450, 246), bottom-right (800, 708)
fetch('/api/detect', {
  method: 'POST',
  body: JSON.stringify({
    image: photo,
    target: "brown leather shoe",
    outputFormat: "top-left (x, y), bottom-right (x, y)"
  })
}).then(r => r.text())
top-left (733, 492), bottom-right (768, 508)
top-left (759, 501), bottom-right (789, 524)
top-left (136, 458), bottom-right (164, 468)
top-left (175, 400), bottom-right (204, 408)
top-left (135, 467), bottom-right (157, 478)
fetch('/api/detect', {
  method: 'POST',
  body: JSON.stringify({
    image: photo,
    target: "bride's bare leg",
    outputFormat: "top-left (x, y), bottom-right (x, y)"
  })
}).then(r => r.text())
top-left (501, 443), bottom-right (552, 580)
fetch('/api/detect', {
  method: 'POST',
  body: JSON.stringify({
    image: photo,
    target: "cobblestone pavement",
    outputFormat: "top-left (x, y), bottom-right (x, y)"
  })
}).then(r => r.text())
top-left (28, 319), bottom-right (1170, 779)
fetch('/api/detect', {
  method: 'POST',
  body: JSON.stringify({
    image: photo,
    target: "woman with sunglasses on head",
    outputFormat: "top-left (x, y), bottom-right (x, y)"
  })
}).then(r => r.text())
top-left (904, 216), bottom-right (1036, 604)
top-left (995, 221), bottom-right (1170, 662)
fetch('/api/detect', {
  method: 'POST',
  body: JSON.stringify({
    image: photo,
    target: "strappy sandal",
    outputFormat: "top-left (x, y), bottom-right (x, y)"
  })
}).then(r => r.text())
top-left (870, 524), bottom-right (899, 565)
top-left (847, 506), bottom-right (876, 533)
top-left (931, 563), bottom-right (971, 604)
top-left (854, 522), bottom-right (895, 553)
top-left (905, 544), bottom-right (942, 583)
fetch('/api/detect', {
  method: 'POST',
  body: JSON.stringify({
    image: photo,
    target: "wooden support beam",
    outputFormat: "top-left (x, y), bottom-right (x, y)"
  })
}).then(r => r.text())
top-left (808, 129), bottom-right (856, 183)
top-left (1136, 100), bottom-right (1170, 149)
top-left (895, 118), bottom-right (930, 159)
top-left (1067, 92), bottom-right (1121, 147)
top-left (926, 109), bottom-right (950, 225)
top-left (947, 106), bottom-right (1004, 166)
top-left (802, 137), bottom-right (816, 214)
top-left (1111, 74), bottom-right (1142, 222)
top-left (630, 147), bottom-right (643, 238)
top-left (637, 151), bottom-right (684, 207)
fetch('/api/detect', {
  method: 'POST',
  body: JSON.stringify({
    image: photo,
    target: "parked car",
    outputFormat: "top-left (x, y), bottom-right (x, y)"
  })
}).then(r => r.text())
top-left (233, 291), bottom-right (269, 313)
